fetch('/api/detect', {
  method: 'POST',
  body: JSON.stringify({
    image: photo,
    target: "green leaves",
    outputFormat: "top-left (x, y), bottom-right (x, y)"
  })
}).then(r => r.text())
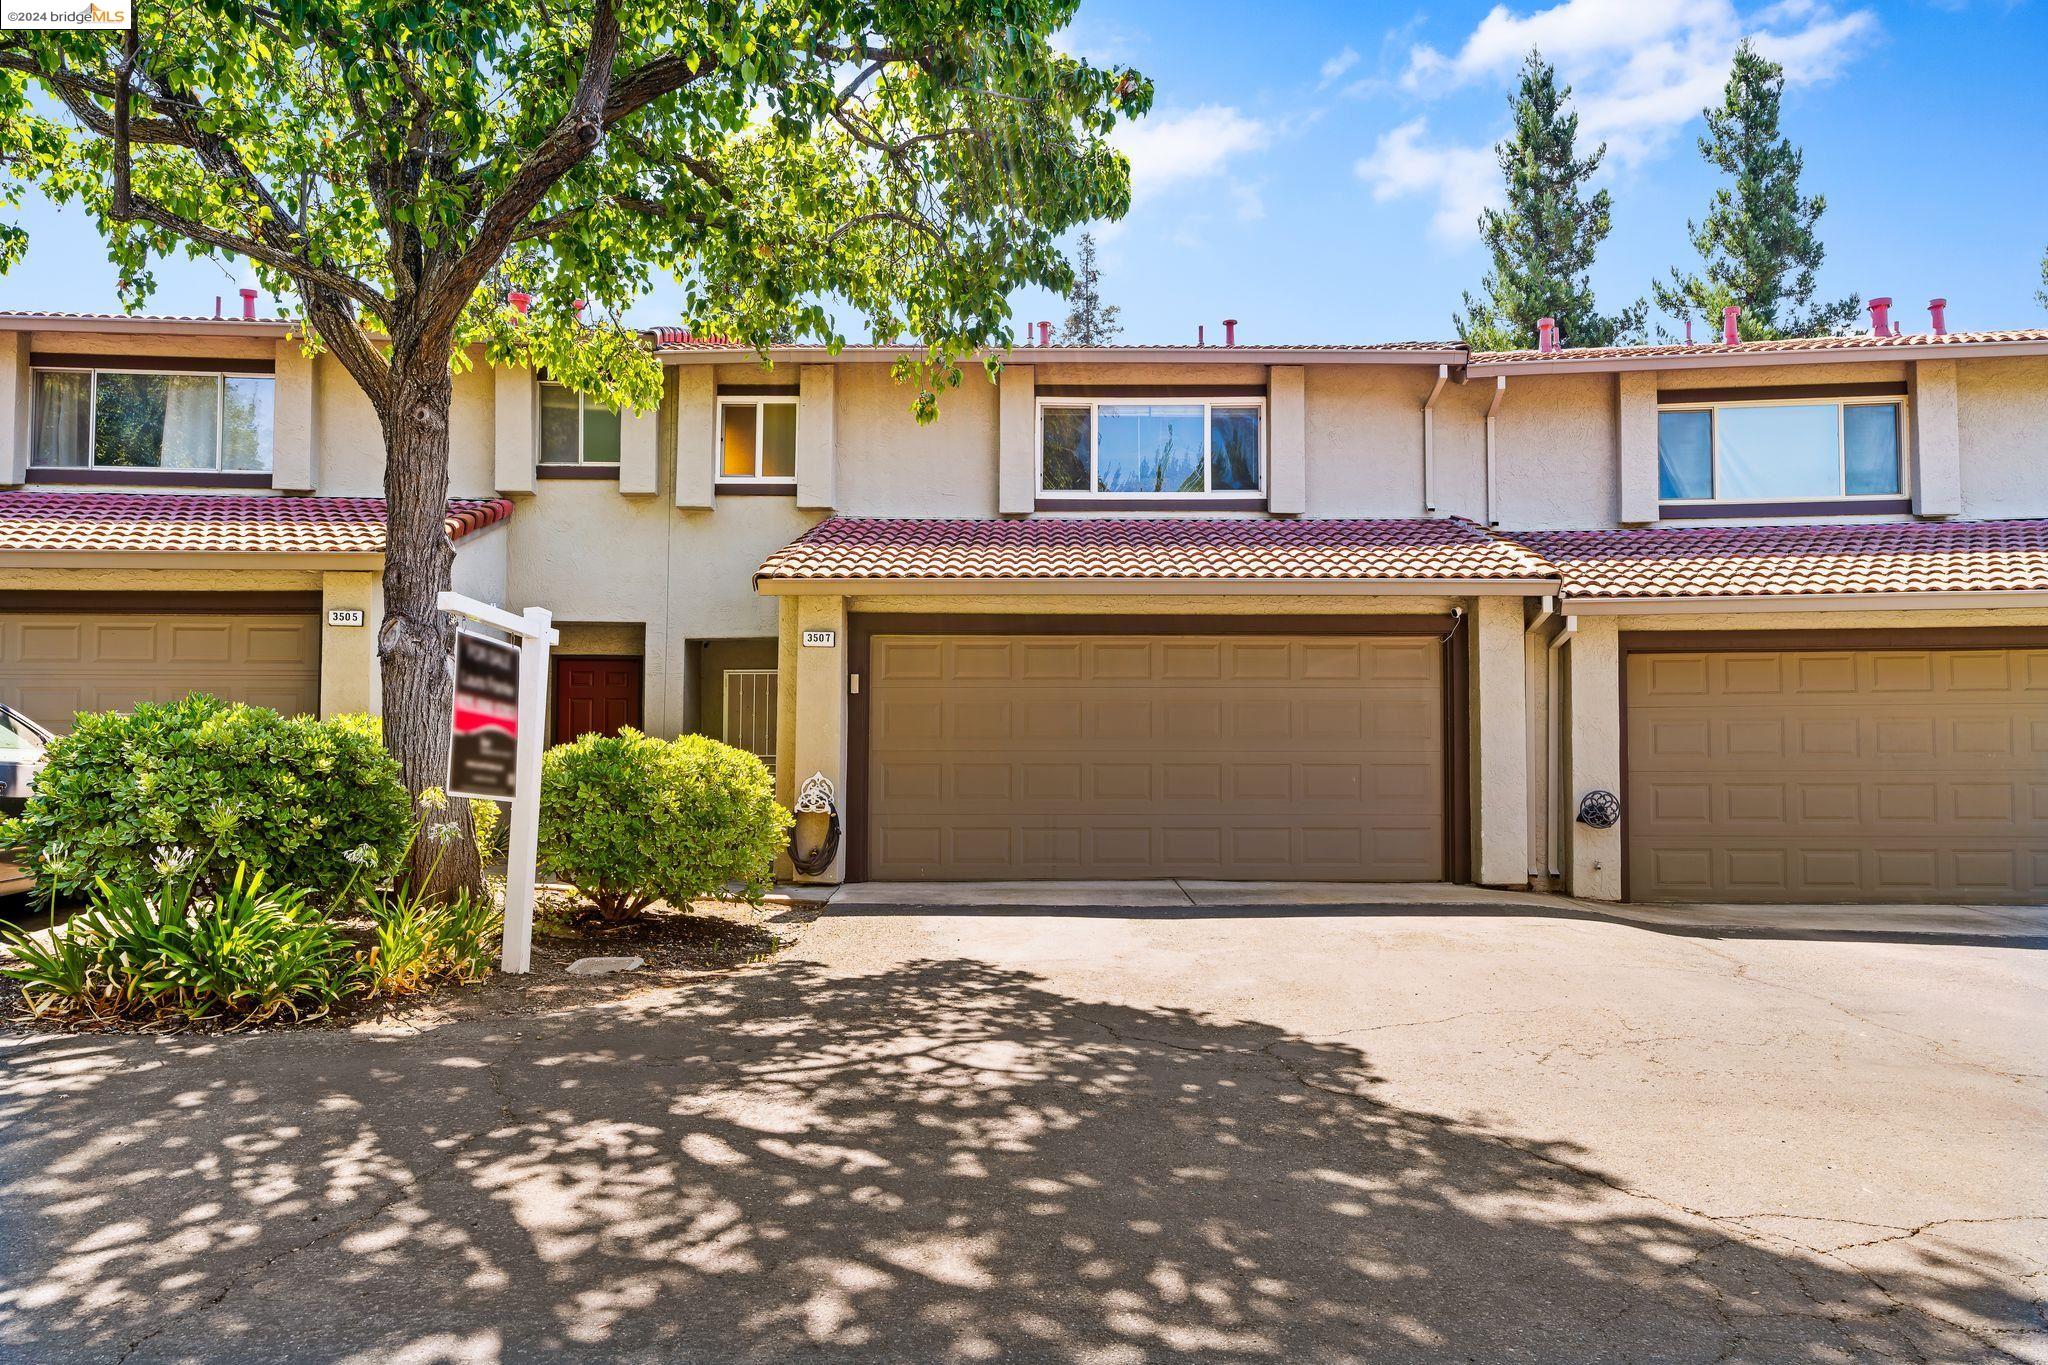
top-left (1, 0), bottom-right (1147, 417)
top-left (1455, 51), bottom-right (1644, 350)
top-left (537, 729), bottom-right (791, 922)
top-left (1652, 39), bottom-right (1857, 340)
top-left (7, 696), bottom-right (413, 905)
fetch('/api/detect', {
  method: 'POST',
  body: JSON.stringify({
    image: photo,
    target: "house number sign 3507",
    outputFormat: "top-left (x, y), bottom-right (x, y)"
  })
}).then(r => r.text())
top-left (802, 630), bottom-right (837, 648)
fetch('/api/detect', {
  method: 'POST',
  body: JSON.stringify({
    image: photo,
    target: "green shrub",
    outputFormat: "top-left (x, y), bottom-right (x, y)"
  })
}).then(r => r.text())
top-left (3, 867), bottom-right (356, 1027)
top-left (538, 729), bottom-right (790, 921)
top-left (469, 798), bottom-right (505, 864)
top-left (4, 696), bottom-right (412, 904)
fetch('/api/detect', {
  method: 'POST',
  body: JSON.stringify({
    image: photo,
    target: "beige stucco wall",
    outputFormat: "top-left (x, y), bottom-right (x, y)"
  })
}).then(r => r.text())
top-left (1957, 356), bottom-right (2048, 520)
top-left (831, 362), bottom-right (1000, 516)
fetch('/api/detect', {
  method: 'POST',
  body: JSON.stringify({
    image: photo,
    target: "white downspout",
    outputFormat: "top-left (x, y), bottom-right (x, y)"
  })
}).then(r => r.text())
top-left (1483, 374), bottom-right (1507, 528)
top-left (1421, 364), bottom-right (1449, 516)
top-left (1524, 595), bottom-right (1555, 881)
top-left (1545, 612), bottom-right (1577, 882)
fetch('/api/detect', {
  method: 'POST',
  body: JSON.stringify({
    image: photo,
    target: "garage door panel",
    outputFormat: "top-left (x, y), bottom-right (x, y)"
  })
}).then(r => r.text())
top-left (1, 608), bottom-right (320, 733)
top-left (867, 632), bottom-right (1445, 881)
top-left (1628, 646), bottom-right (2047, 904)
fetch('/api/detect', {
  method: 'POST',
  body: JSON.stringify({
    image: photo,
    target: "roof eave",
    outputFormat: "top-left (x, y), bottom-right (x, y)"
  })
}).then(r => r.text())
top-left (1466, 337), bottom-right (2048, 376)
top-left (1562, 588), bottom-right (2048, 614)
top-left (0, 313), bottom-right (297, 339)
top-left (755, 575), bottom-right (1556, 597)
top-left (666, 344), bottom-right (1468, 367)
top-left (0, 548), bottom-right (386, 569)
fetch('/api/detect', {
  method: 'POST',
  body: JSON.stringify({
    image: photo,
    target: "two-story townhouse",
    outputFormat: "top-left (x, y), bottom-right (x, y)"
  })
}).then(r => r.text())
top-left (2, 300), bottom-right (2043, 906)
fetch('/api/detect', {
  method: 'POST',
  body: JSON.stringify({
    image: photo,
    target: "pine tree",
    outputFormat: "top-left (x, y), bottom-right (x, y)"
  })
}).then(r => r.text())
top-left (1058, 231), bottom-right (1123, 345)
top-left (1454, 51), bottom-right (1644, 351)
top-left (1653, 40), bottom-right (1859, 339)
top-left (2036, 245), bottom-right (2047, 312)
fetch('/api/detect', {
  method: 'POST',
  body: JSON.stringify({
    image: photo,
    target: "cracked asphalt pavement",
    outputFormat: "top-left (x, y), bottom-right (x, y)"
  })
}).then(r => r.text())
top-left (3, 902), bottom-right (2044, 1362)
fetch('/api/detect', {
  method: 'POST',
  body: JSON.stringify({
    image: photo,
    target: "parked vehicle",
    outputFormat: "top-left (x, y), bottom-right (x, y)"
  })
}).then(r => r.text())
top-left (0, 706), bottom-right (51, 897)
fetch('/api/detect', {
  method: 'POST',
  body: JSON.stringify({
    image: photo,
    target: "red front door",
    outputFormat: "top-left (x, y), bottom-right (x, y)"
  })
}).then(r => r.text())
top-left (552, 657), bottom-right (644, 743)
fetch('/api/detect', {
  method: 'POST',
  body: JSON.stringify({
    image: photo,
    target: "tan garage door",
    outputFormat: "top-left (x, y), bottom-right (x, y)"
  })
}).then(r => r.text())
top-left (0, 606), bottom-right (322, 733)
top-left (865, 632), bottom-right (1446, 881)
top-left (1627, 646), bottom-right (2048, 903)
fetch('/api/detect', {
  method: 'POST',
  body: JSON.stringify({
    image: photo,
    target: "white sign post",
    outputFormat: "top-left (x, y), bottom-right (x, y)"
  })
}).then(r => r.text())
top-left (437, 591), bottom-right (556, 974)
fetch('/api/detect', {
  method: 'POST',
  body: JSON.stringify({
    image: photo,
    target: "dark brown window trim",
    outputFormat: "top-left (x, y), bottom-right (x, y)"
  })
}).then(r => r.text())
top-left (25, 466), bottom-right (273, 489)
top-left (719, 384), bottom-right (801, 397)
top-left (536, 464), bottom-right (620, 480)
top-left (31, 352), bottom-right (276, 375)
top-left (1657, 381), bottom-right (1907, 404)
top-left (1037, 384), bottom-right (1268, 399)
top-left (716, 481), bottom-right (798, 496)
top-left (0, 590), bottom-right (320, 614)
top-left (1660, 497), bottom-right (1912, 520)
top-left (843, 611), bottom-right (1465, 884)
top-left (1035, 497), bottom-right (1267, 513)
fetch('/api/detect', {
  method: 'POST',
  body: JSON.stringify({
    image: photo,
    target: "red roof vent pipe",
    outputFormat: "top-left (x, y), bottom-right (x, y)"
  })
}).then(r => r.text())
top-left (1722, 305), bottom-right (1741, 345)
top-left (1197, 324), bottom-right (1205, 347)
top-left (214, 296), bottom-right (223, 320)
top-left (1222, 318), bottom-right (1238, 346)
top-left (1038, 320), bottom-right (1053, 347)
top-left (507, 291), bottom-right (531, 314)
top-left (1867, 297), bottom-right (1891, 337)
top-left (1928, 298), bottom-right (1948, 336)
top-left (1536, 317), bottom-right (1557, 353)
top-left (239, 287), bottom-right (258, 321)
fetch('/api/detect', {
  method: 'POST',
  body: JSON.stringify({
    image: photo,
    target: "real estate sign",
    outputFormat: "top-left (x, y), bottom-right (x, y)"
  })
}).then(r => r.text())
top-left (448, 629), bottom-right (521, 801)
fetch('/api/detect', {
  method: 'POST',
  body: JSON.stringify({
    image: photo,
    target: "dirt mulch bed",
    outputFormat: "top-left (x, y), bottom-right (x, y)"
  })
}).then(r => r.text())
top-left (0, 892), bottom-right (811, 1036)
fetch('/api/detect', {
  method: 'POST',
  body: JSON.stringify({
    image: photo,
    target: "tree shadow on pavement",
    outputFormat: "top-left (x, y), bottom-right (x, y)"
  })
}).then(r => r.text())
top-left (0, 956), bottom-right (2036, 1362)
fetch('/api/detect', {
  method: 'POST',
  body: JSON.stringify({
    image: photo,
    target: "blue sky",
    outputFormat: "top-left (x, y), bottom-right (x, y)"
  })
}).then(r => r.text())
top-left (4, 0), bottom-right (2045, 344)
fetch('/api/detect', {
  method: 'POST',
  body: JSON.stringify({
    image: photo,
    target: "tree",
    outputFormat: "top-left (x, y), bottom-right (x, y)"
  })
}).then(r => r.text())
top-left (1652, 40), bottom-right (1858, 340)
top-left (1454, 51), bottom-right (1643, 351)
top-left (1, 2), bottom-right (1148, 897)
top-left (1058, 230), bottom-right (1121, 344)
top-left (2036, 245), bottom-right (2047, 312)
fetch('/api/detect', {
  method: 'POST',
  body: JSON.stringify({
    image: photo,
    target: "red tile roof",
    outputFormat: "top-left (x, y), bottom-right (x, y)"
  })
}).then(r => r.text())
top-left (1515, 520), bottom-right (2048, 601)
top-left (757, 516), bottom-right (1553, 585)
top-left (0, 492), bottom-right (512, 556)
top-left (1471, 328), bottom-right (2048, 367)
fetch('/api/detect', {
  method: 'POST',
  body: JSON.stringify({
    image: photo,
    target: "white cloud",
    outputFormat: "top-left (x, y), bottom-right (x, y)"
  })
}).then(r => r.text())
top-left (1319, 47), bottom-right (1362, 88)
top-left (1362, 0), bottom-right (1877, 236)
top-left (1354, 119), bottom-right (1501, 242)
top-left (1396, 0), bottom-right (1877, 163)
top-left (1113, 105), bottom-right (1272, 204)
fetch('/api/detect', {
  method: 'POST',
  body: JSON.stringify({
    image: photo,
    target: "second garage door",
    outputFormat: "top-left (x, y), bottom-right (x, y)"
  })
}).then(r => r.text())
top-left (0, 602), bottom-right (323, 733)
top-left (1627, 643), bottom-right (2048, 903)
top-left (865, 631), bottom-right (1447, 881)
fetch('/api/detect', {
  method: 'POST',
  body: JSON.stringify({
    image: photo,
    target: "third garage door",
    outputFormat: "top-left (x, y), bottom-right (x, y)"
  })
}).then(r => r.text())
top-left (865, 630), bottom-right (1446, 881)
top-left (1626, 643), bottom-right (2048, 903)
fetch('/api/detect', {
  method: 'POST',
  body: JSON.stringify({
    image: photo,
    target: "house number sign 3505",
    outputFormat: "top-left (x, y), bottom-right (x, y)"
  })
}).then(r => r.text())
top-left (327, 608), bottom-right (366, 627)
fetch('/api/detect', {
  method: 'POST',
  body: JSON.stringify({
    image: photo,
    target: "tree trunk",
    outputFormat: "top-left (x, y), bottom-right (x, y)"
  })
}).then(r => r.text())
top-left (378, 349), bottom-right (482, 902)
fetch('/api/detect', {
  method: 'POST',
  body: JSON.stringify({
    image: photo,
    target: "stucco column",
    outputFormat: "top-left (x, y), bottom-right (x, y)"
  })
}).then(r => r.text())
top-left (796, 364), bottom-right (837, 509)
top-left (997, 364), bottom-right (1036, 515)
top-left (1468, 595), bottom-right (1529, 887)
top-left (1909, 359), bottom-right (1961, 518)
top-left (493, 367), bottom-right (537, 494)
top-left (789, 594), bottom-right (849, 883)
top-left (272, 338), bottom-right (319, 492)
top-left (0, 331), bottom-right (28, 486)
top-left (1563, 613), bottom-right (1622, 900)
top-left (1616, 371), bottom-right (1658, 525)
top-left (319, 571), bottom-right (383, 718)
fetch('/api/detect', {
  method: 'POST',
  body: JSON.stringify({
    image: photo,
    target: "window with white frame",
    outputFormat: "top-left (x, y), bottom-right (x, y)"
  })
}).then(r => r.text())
top-left (538, 381), bottom-right (621, 464)
top-left (30, 366), bottom-right (274, 472)
top-left (719, 396), bottom-right (797, 483)
top-left (1658, 396), bottom-right (1904, 504)
top-left (1038, 397), bottom-right (1265, 497)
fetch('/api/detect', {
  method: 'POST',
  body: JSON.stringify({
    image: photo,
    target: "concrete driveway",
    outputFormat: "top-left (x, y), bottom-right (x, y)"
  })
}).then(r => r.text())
top-left (2, 899), bottom-right (2044, 1363)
